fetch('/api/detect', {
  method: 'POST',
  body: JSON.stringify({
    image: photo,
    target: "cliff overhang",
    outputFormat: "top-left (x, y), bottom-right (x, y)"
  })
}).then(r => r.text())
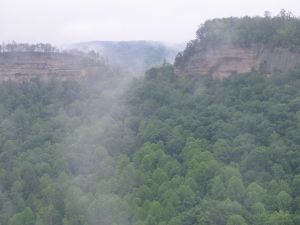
top-left (175, 44), bottom-right (300, 79)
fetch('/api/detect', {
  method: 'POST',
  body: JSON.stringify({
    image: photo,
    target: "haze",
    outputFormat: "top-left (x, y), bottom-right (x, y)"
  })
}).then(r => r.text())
top-left (1, 0), bottom-right (299, 45)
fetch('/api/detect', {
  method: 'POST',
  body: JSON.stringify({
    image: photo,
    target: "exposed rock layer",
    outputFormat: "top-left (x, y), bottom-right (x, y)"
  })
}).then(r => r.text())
top-left (175, 44), bottom-right (300, 79)
top-left (0, 52), bottom-right (104, 82)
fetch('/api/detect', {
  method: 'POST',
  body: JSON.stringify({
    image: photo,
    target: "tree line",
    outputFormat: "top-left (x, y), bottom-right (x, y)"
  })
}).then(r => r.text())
top-left (0, 42), bottom-right (59, 53)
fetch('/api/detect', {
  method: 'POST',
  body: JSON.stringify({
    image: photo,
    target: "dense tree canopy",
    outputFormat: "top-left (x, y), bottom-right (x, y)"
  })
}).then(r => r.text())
top-left (0, 61), bottom-right (299, 225)
top-left (2, 12), bottom-right (300, 223)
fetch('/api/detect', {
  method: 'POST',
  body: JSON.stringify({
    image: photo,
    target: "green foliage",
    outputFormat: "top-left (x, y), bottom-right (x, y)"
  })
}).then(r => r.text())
top-left (9, 207), bottom-right (34, 225)
top-left (1, 56), bottom-right (300, 225)
top-left (226, 214), bottom-right (247, 225)
top-left (124, 65), bottom-right (300, 225)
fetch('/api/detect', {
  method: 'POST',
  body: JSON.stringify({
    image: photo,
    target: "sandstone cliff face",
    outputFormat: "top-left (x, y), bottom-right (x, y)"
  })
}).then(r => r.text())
top-left (175, 44), bottom-right (300, 79)
top-left (0, 52), bottom-right (105, 82)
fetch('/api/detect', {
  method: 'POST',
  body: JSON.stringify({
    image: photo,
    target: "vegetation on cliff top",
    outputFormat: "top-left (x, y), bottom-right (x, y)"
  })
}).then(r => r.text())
top-left (175, 10), bottom-right (300, 68)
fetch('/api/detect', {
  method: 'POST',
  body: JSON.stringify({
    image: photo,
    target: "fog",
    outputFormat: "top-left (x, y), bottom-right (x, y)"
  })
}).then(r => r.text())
top-left (1, 0), bottom-right (299, 45)
top-left (0, 1), bottom-right (300, 224)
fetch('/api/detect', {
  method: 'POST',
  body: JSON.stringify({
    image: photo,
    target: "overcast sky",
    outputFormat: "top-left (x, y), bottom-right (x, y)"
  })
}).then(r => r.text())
top-left (1, 0), bottom-right (299, 46)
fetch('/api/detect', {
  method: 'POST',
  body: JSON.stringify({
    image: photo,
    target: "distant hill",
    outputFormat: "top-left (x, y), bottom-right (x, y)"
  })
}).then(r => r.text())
top-left (68, 41), bottom-right (183, 73)
top-left (0, 40), bottom-right (182, 83)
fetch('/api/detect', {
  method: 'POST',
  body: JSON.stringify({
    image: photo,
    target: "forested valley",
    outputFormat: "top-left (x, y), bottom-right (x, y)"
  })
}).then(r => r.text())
top-left (1, 13), bottom-right (300, 225)
top-left (0, 64), bottom-right (300, 225)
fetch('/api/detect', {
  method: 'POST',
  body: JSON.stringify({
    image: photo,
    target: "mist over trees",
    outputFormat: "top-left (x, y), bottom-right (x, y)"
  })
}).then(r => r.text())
top-left (0, 42), bottom-right (59, 53)
top-left (70, 41), bottom-right (181, 73)
top-left (0, 63), bottom-right (300, 225)
top-left (0, 41), bottom-right (103, 64)
top-left (1, 12), bottom-right (300, 225)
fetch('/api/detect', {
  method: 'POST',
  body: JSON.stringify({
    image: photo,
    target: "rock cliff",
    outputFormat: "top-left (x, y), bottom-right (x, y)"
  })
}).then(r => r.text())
top-left (175, 44), bottom-right (300, 79)
top-left (0, 52), bottom-right (106, 82)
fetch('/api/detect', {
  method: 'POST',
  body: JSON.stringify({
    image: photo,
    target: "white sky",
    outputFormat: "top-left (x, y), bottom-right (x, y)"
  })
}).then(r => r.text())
top-left (0, 0), bottom-right (299, 45)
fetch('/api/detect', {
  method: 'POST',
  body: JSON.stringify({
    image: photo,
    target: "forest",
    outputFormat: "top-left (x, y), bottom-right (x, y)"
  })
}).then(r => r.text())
top-left (1, 12), bottom-right (300, 225)
top-left (0, 62), bottom-right (300, 225)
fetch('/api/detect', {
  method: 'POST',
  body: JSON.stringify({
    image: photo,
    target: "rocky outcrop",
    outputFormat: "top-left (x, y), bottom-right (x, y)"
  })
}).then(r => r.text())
top-left (175, 44), bottom-right (300, 79)
top-left (0, 52), bottom-right (105, 82)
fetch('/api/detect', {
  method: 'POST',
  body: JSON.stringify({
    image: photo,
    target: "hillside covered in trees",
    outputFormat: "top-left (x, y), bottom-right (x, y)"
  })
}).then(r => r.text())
top-left (1, 64), bottom-right (300, 225)
top-left (1, 13), bottom-right (300, 225)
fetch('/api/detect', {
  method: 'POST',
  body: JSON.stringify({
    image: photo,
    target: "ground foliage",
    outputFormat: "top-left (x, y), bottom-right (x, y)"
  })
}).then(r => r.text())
top-left (0, 62), bottom-right (300, 225)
